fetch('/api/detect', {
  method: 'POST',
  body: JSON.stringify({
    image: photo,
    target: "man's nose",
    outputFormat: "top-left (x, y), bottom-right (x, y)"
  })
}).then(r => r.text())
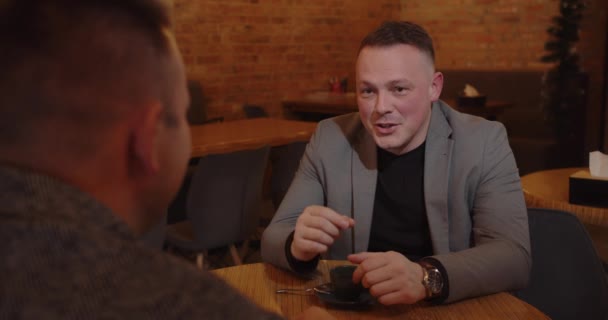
top-left (374, 91), bottom-right (391, 114)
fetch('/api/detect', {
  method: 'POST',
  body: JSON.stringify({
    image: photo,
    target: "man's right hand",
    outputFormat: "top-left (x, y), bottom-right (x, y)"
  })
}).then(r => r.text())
top-left (291, 205), bottom-right (355, 261)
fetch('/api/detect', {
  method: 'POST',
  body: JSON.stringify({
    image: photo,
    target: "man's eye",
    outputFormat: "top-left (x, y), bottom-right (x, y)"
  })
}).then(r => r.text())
top-left (359, 88), bottom-right (374, 96)
top-left (394, 86), bottom-right (407, 94)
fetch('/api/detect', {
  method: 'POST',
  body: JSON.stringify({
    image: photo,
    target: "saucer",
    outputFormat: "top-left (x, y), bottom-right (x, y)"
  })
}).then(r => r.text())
top-left (313, 283), bottom-right (374, 308)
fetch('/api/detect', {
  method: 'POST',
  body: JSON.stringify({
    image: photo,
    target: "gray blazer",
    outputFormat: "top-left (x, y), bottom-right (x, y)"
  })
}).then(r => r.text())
top-left (261, 100), bottom-right (531, 303)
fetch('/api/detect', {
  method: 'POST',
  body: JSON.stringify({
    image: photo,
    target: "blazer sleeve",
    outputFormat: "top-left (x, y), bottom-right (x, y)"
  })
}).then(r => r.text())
top-left (261, 122), bottom-right (328, 271)
top-left (432, 123), bottom-right (531, 303)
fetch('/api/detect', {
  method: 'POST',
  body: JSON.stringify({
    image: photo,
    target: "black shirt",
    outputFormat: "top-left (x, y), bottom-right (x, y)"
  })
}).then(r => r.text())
top-left (367, 142), bottom-right (433, 261)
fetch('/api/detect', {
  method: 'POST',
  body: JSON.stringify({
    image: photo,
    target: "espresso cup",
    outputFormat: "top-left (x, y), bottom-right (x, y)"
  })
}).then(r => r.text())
top-left (329, 265), bottom-right (364, 301)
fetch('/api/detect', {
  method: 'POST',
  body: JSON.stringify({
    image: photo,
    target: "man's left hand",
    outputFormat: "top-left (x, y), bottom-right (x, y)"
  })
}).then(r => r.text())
top-left (348, 251), bottom-right (426, 305)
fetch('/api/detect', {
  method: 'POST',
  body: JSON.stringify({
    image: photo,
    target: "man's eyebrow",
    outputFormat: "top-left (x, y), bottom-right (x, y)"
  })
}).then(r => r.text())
top-left (357, 79), bottom-right (413, 88)
top-left (358, 80), bottom-right (374, 86)
top-left (386, 79), bottom-right (413, 86)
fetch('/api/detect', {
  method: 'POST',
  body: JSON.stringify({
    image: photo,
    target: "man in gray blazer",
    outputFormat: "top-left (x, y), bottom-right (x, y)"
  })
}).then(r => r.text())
top-left (262, 21), bottom-right (530, 305)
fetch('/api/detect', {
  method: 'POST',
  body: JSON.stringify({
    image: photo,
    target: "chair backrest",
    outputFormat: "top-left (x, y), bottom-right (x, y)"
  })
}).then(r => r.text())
top-left (185, 146), bottom-right (270, 249)
top-left (186, 80), bottom-right (207, 125)
top-left (270, 141), bottom-right (307, 209)
top-left (514, 208), bottom-right (608, 320)
top-left (186, 80), bottom-right (224, 124)
top-left (242, 105), bottom-right (268, 118)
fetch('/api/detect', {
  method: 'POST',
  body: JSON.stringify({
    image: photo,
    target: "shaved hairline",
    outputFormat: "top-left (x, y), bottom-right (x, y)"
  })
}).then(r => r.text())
top-left (357, 21), bottom-right (437, 73)
top-left (0, 0), bottom-right (177, 154)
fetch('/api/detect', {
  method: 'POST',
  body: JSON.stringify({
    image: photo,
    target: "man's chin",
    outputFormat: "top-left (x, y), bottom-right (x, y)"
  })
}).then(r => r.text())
top-left (375, 140), bottom-right (399, 154)
top-left (374, 136), bottom-right (412, 155)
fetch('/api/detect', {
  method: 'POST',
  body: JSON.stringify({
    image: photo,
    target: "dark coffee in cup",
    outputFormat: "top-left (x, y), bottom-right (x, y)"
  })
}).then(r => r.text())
top-left (329, 265), bottom-right (363, 301)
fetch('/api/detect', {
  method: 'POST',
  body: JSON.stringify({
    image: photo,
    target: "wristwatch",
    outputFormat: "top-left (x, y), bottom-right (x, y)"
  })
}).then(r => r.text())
top-left (418, 260), bottom-right (444, 299)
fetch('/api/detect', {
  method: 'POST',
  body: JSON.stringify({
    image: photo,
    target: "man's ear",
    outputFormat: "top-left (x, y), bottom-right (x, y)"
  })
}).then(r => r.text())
top-left (429, 71), bottom-right (444, 101)
top-left (129, 102), bottom-right (163, 176)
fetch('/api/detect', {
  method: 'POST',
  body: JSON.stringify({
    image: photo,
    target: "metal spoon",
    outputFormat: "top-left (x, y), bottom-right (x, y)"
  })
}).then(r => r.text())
top-left (275, 288), bottom-right (315, 295)
top-left (276, 283), bottom-right (332, 295)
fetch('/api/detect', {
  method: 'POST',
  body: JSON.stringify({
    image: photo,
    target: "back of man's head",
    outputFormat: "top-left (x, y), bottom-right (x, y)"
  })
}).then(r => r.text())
top-left (0, 0), bottom-right (174, 158)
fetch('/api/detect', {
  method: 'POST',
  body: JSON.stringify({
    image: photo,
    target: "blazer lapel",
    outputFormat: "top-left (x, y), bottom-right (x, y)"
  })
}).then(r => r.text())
top-left (350, 126), bottom-right (377, 254)
top-left (424, 101), bottom-right (453, 254)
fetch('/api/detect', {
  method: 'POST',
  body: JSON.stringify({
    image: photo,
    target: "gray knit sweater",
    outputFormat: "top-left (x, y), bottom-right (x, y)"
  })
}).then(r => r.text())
top-left (0, 165), bottom-right (282, 319)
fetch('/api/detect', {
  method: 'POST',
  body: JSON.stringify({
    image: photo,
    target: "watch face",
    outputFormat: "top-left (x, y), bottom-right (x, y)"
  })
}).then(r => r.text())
top-left (427, 269), bottom-right (443, 294)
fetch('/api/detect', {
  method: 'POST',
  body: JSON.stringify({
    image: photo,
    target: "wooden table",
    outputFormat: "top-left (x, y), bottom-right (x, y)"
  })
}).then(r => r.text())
top-left (190, 118), bottom-right (317, 157)
top-left (521, 167), bottom-right (608, 227)
top-left (521, 167), bottom-right (608, 261)
top-left (212, 261), bottom-right (549, 319)
top-left (282, 92), bottom-right (511, 121)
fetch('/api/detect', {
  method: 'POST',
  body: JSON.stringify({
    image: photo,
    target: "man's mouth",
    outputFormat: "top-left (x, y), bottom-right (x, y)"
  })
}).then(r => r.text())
top-left (374, 122), bottom-right (398, 135)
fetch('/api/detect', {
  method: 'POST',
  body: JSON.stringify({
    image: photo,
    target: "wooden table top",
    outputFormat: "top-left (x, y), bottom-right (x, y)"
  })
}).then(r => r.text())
top-left (521, 167), bottom-right (608, 227)
top-left (282, 92), bottom-right (511, 120)
top-left (212, 261), bottom-right (549, 319)
top-left (190, 118), bottom-right (317, 157)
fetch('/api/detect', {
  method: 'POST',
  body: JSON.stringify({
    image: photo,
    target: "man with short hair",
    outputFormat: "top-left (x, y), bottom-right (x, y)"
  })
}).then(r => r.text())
top-left (262, 21), bottom-right (531, 304)
top-left (0, 1), bottom-right (312, 318)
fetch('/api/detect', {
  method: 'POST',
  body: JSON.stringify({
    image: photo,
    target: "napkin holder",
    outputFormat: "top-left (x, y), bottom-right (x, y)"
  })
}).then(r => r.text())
top-left (569, 170), bottom-right (608, 208)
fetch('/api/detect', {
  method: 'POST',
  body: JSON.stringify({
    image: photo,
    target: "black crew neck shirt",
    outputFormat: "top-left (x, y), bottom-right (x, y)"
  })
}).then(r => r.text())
top-left (367, 142), bottom-right (433, 261)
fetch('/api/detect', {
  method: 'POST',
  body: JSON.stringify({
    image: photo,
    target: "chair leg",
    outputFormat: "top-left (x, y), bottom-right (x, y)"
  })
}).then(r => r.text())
top-left (239, 240), bottom-right (250, 261)
top-left (229, 245), bottom-right (243, 265)
top-left (196, 252), bottom-right (205, 270)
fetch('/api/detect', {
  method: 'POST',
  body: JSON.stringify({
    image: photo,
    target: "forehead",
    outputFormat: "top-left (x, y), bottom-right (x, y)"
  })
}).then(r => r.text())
top-left (356, 44), bottom-right (433, 78)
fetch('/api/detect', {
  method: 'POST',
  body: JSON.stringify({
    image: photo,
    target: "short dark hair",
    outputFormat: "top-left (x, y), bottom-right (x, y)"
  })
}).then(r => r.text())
top-left (359, 21), bottom-right (435, 65)
top-left (0, 0), bottom-right (175, 149)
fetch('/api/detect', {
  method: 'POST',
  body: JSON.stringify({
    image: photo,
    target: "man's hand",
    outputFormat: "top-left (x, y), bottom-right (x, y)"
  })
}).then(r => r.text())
top-left (348, 251), bottom-right (426, 305)
top-left (291, 205), bottom-right (355, 261)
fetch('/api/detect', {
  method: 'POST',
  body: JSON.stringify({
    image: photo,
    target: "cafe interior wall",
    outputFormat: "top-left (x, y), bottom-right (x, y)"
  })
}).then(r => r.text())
top-left (400, 0), bottom-right (607, 157)
top-left (174, 0), bottom-right (606, 152)
top-left (575, 0), bottom-right (606, 155)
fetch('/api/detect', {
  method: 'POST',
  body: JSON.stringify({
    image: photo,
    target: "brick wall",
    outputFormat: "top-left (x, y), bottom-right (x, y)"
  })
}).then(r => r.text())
top-left (174, 0), bottom-right (606, 143)
top-left (401, 0), bottom-right (558, 70)
top-left (174, 0), bottom-right (401, 119)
